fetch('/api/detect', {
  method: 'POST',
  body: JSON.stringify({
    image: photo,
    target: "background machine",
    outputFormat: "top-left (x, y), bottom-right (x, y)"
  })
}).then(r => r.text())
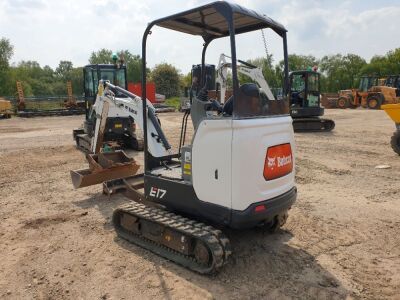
top-left (73, 63), bottom-right (144, 152)
top-left (289, 70), bottom-right (335, 132)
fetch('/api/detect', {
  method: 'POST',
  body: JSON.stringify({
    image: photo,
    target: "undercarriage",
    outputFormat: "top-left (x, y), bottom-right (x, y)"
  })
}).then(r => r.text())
top-left (292, 117), bottom-right (335, 132)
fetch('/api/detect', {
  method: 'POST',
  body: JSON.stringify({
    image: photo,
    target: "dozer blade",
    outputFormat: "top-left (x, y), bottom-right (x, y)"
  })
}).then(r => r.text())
top-left (71, 151), bottom-right (140, 189)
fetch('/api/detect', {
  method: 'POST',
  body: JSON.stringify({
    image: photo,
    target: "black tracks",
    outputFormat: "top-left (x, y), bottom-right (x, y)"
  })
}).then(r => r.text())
top-left (112, 202), bottom-right (231, 274)
top-left (293, 118), bottom-right (335, 132)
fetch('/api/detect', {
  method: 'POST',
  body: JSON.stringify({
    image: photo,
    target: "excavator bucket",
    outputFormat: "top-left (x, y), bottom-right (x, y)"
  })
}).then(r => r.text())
top-left (71, 151), bottom-right (140, 189)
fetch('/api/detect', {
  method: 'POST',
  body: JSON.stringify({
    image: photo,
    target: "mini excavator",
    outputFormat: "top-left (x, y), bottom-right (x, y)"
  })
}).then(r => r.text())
top-left (71, 1), bottom-right (297, 274)
top-left (73, 63), bottom-right (144, 153)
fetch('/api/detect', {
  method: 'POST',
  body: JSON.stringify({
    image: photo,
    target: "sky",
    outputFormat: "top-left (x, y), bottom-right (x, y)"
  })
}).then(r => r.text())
top-left (0, 0), bottom-right (399, 74)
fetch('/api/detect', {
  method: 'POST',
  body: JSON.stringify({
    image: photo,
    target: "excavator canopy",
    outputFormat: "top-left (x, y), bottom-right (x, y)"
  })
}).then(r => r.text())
top-left (154, 1), bottom-right (287, 41)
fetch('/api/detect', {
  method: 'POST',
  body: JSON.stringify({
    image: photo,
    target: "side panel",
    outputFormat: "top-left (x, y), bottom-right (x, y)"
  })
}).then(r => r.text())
top-left (145, 175), bottom-right (231, 225)
top-left (231, 116), bottom-right (296, 211)
top-left (107, 105), bottom-right (130, 118)
top-left (192, 119), bottom-right (232, 209)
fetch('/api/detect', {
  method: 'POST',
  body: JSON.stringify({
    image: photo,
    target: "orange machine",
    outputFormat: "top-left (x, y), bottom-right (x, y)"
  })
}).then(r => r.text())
top-left (0, 98), bottom-right (12, 118)
top-left (337, 75), bottom-right (399, 109)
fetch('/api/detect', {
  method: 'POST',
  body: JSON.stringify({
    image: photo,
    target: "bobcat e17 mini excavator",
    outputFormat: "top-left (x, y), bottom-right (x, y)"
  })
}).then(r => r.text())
top-left (71, 1), bottom-right (297, 274)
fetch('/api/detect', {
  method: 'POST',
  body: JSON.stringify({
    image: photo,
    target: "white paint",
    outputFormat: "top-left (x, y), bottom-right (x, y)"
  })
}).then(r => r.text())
top-left (91, 84), bottom-right (170, 157)
top-left (231, 116), bottom-right (296, 211)
top-left (191, 115), bottom-right (296, 211)
top-left (192, 119), bottom-right (233, 209)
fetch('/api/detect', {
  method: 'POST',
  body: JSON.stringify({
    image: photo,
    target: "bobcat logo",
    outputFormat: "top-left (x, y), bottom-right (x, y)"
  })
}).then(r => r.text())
top-left (267, 157), bottom-right (276, 168)
top-left (277, 155), bottom-right (292, 167)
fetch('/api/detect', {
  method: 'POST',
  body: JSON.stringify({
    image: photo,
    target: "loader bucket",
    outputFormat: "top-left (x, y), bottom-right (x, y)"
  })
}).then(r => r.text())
top-left (382, 104), bottom-right (400, 123)
top-left (71, 151), bottom-right (140, 189)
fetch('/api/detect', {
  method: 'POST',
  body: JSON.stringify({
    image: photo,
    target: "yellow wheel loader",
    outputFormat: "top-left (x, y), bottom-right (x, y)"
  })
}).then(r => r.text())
top-left (338, 75), bottom-right (400, 110)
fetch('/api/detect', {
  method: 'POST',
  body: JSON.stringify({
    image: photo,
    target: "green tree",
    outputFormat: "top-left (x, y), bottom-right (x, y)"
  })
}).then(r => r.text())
top-left (13, 61), bottom-right (44, 96)
top-left (122, 52), bottom-right (142, 83)
top-left (180, 72), bottom-right (191, 88)
top-left (237, 55), bottom-right (280, 90)
top-left (386, 48), bottom-right (400, 74)
top-left (0, 38), bottom-right (13, 68)
top-left (52, 81), bottom-right (68, 96)
top-left (319, 54), bottom-right (366, 92)
top-left (360, 48), bottom-right (400, 76)
top-left (150, 63), bottom-right (181, 98)
top-left (89, 49), bottom-right (145, 83)
top-left (0, 38), bottom-right (14, 96)
top-left (278, 54), bottom-right (318, 73)
top-left (55, 60), bottom-right (73, 80)
top-left (89, 49), bottom-right (114, 64)
top-left (70, 67), bottom-right (83, 95)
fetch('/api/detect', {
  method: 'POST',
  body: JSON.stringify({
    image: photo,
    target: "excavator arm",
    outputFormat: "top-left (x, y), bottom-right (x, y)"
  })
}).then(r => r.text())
top-left (91, 80), bottom-right (171, 157)
top-left (71, 80), bottom-right (171, 189)
top-left (216, 53), bottom-right (275, 103)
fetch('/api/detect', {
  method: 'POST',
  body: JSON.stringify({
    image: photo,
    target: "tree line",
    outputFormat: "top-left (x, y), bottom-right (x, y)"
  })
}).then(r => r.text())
top-left (0, 37), bottom-right (399, 98)
top-left (247, 49), bottom-right (400, 93)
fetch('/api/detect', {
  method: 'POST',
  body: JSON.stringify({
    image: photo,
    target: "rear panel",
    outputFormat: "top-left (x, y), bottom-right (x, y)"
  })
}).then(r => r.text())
top-left (231, 116), bottom-right (295, 211)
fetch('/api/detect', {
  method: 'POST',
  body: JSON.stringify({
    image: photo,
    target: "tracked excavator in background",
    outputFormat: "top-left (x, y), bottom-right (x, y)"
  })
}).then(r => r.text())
top-left (288, 69), bottom-right (335, 132)
top-left (71, 1), bottom-right (297, 274)
top-left (73, 61), bottom-right (144, 153)
top-left (216, 58), bottom-right (334, 132)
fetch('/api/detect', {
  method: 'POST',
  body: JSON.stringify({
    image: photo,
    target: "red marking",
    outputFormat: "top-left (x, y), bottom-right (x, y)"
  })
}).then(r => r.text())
top-left (128, 82), bottom-right (156, 103)
top-left (254, 205), bottom-right (266, 213)
top-left (263, 143), bottom-right (293, 180)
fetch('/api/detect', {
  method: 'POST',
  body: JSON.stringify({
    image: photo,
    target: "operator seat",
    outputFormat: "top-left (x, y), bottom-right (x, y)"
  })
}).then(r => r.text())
top-left (223, 83), bottom-right (260, 115)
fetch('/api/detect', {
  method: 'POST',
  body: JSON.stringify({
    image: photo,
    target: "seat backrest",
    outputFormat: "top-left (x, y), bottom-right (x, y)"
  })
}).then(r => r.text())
top-left (223, 83), bottom-right (260, 115)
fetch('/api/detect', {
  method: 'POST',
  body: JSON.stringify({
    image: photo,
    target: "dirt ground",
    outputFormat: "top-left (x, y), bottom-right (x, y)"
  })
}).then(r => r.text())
top-left (0, 110), bottom-right (399, 300)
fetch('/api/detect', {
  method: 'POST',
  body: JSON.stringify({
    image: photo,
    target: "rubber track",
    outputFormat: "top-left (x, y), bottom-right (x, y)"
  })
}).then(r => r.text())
top-left (112, 202), bottom-right (231, 274)
top-left (293, 118), bottom-right (335, 132)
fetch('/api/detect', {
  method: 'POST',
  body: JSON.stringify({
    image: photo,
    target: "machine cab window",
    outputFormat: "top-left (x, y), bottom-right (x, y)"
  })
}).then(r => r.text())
top-left (290, 71), bottom-right (320, 108)
top-left (306, 73), bottom-right (319, 107)
top-left (83, 65), bottom-right (127, 101)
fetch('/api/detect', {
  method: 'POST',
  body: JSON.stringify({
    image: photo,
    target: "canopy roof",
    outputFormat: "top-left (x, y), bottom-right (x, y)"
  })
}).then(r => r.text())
top-left (152, 1), bottom-right (287, 41)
